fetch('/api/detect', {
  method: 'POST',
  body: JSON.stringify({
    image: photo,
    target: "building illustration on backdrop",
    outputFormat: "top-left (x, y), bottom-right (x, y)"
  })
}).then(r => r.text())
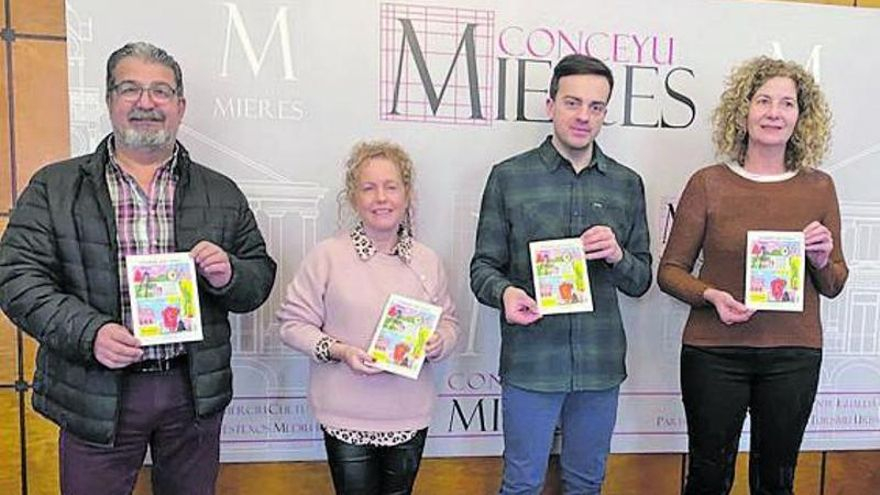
top-left (821, 201), bottom-right (880, 386)
top-left (66, 0), bottom-right (880, 457)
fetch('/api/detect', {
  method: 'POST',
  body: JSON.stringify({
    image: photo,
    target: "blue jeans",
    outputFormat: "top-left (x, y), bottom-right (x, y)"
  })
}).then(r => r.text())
top-left (500, 383), bottom-right (620, 495)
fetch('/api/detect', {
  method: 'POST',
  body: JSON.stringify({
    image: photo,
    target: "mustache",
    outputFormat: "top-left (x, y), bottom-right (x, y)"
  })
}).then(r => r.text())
top-left (128, 108), bottom-right (165, 121)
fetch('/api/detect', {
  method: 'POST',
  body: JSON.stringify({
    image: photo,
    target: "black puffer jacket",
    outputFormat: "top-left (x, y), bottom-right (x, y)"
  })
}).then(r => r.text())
top-left (0, 137), bottom-right (276, 445)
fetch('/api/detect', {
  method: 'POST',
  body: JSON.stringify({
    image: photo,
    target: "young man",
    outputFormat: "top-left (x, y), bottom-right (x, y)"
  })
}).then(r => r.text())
top-left (470, 54), bottom-right (651, 494)
top-left (0, 42), bottom-right (276, 495)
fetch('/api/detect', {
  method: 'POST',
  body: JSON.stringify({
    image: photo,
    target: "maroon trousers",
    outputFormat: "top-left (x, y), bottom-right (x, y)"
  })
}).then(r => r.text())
top-left (59, 365), bottom-right (223, 495)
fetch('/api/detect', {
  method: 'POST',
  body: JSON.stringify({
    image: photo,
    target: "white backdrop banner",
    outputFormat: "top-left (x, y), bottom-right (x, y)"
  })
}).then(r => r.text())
top-left (65, 0), bottom-right (880, 461)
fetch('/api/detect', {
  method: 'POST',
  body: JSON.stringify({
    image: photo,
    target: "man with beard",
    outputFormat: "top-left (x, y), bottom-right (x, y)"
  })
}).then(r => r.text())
top-left (0, 42), bottom-right (276, 495)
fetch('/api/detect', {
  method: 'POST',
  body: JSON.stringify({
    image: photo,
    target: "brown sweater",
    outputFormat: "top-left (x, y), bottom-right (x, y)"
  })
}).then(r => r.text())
top-left (658, 164), bottom-right (848, 349)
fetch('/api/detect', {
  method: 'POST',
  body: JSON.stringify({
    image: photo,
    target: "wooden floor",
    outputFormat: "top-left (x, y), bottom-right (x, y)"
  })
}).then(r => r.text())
top-left (126, 451), bottom-right (880, 495)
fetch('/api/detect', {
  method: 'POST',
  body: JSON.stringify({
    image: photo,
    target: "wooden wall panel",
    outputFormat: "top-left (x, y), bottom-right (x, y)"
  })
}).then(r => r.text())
top-left (10, 0), bottom-right (66, 37)
top-left (0, 311), bottom-right (16, 385)
top-left (0, 216), bottom-right (14, 385)
top-left (11, 39), bottom-right (69, 194)
top-left (0, 42), bottom-right (11, 212)
top-left (0, 391), bottom-right (22, 495)
top-left (20, 335), bottom-right (38, 381)
top-left (24, 393), bottom-right (59, 495)
top-left (856, 0), bottom-right (880, 6)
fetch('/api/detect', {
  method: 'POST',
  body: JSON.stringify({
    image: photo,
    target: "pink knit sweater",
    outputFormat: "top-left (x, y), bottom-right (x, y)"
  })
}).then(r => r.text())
top-left (277, 231), bottom-right (458, 432)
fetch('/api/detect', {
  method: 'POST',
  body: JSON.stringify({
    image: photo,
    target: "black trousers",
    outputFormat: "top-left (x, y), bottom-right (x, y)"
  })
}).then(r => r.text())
top-left (323, 428), bottom-right (428, 495)
top-left (681, 345), bottom-right (821, 495)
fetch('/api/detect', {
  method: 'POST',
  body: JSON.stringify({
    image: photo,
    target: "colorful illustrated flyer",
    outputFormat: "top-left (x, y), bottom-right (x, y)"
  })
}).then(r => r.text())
top-left (745, 231), bottom-right (805, 312)
top-left (367, 294), bottom-right (442, 380)
top-left (126, 252), bottom-right (204, 345)
top-left (529, 238), bottom-right (593, 315)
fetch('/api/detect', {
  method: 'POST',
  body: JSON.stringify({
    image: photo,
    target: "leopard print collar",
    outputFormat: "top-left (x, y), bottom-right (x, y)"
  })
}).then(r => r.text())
top-left (350, 222), bottom-right (413, 264)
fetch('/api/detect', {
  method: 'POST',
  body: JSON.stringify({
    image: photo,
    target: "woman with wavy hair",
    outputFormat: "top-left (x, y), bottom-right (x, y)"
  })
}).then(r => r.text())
top-left (277, 141), bottom-right (458, 494)
top-left (658, 57), bottom-right (848, 494)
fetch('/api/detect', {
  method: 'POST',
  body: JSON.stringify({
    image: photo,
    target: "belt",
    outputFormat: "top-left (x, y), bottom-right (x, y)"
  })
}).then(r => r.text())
top-left (128, 354), bottom-right (187, 373)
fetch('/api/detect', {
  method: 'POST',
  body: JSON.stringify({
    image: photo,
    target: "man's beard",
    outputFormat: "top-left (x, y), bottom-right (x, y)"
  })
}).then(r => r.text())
top-left (115, 127), bottom-right (173, 150)
top-left (114, 108), bottom-right (175, 150)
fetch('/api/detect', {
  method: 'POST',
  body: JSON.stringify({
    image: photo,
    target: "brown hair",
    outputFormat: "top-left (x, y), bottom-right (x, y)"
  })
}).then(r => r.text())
top-left (712, 56), bottom-right (831, 171)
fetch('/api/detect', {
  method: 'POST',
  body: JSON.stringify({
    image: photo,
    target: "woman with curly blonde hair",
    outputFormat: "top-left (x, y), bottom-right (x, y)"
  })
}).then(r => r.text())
top-left (278, 141), bottom-right (458, 494)
top-left (658, 57), bottom-right (848, 494)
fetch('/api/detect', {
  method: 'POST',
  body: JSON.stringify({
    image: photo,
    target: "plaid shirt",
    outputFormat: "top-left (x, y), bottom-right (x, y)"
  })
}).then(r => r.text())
top-left (106, 140), bottom-right (183, 362)
top-left (470, 136), bottom-right (652, 392)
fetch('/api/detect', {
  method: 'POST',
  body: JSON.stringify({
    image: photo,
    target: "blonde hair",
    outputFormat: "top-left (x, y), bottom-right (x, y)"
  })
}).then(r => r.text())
top-left (712, 56), bottom-right (831, 171)
top-left (337, 140), bottom-right (415, 228)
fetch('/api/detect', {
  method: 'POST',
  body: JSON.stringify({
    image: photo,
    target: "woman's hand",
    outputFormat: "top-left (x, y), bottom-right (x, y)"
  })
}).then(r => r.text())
top-left (804, 221), bottom-right (833, 270)
top-left (425, 332), bottom-right (446, 361)
top-left (703, 288), bottom-right (755, 325)
top-left (331, 342), bottom-right (383, 375)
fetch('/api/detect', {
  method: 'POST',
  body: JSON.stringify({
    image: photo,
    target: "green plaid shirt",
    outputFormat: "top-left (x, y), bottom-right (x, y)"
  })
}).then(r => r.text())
top-left (470, 136), bottom-right (651, 392)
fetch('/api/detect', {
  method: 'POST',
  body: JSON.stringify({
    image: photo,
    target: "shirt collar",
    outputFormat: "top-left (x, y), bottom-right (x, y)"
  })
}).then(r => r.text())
top-left (107, 136), bottom-right (180, 176)
top-left (537, 135), bottom-right (608, 175)
top-left (350, 221), bottom-right (413, 264)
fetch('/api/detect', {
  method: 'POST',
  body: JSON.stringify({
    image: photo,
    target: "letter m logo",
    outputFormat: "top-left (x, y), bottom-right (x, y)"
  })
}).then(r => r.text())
top-left (380, 3), bottom-right (494, 125)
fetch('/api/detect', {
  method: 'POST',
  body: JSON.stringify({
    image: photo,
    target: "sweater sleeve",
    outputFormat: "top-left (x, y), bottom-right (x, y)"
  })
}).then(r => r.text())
top-left (808, 175), bottom-right (848, 297)
top-left (429, 256), bottom-right (459, 362)
top-left (277, 244), bottom-right (331, 361)
top-left (657, 171), bottom-right (712, 306)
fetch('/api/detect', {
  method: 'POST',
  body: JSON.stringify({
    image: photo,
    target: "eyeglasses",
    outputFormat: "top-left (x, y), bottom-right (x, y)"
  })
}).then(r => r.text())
top-left (111, 81), bottom-right (178, 103)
